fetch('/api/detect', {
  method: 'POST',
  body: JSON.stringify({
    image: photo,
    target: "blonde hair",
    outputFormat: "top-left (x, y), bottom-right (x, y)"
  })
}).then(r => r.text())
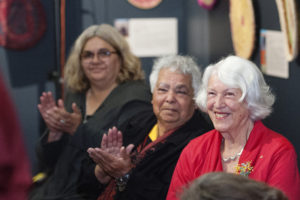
top-left (64, 24), bottom-right (144, 92)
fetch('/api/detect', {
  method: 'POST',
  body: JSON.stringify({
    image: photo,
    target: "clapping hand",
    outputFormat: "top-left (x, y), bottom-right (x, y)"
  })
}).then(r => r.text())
top-left (38, 92), bottom-right (82, 138)
top-left (87, 127), bottom-right (134, 183)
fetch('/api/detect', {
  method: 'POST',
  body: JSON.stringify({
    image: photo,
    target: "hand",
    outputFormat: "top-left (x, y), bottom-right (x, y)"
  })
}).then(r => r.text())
top-left (38, 92), bottom-right (61, 133)
top-left (94, 164), bottom-right (112, 184)
top-left (38, 92), bottom-right (82, 136)
top-left (101, 127), bottom-right (123, 155)
top-left (87, 127), bottom-right (135, 179)
top-left (56, 100), bottom-right (82, 135)
top-left (88, 146), bottom-right (134, 179)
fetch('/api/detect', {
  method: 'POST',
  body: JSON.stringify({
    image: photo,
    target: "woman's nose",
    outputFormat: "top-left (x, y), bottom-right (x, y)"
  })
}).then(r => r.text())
top-left (92, 53), bottom-right (101, 63)
top-left (166, 91), bottom-right (175, 103)
top-left (215, 95), bottom-right (225, 107)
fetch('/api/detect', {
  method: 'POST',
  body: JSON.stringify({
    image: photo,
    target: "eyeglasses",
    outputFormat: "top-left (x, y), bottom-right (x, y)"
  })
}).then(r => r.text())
top-left (81, 48), bottom-right (118, 62)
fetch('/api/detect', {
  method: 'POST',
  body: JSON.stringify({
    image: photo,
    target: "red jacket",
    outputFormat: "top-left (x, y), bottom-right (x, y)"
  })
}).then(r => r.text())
top-left (167, 121), bottom-right (300, 200)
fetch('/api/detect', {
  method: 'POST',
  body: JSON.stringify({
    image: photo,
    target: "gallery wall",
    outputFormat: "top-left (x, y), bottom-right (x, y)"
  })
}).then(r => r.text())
top-left (0, 0), bottom-right (299, 173)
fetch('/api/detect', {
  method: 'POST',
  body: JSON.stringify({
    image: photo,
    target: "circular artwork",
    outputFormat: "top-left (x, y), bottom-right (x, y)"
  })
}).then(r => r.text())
top-left (197, 0), bottom-right (217, 10)
top-left (229, 0), bottom-right (255, 59)
top-left (0, 0), bottom-right (46, 50)
top-left (275, 0), bottom-right (298, 61)
top-left (128, 0), bottom-right (162, 9)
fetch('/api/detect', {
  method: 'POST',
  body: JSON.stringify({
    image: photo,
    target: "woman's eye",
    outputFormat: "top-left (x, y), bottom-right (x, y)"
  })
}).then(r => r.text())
top-left (81, 52), bottom-right (94, 59)
top-left (176, 90), bottom-right (188, 95)
top-left (225, 92), bottom-right (235, 96)
top-left (158, 88), bottom-right (167, 92)
top-left (207, 91), bottom-right (215, 96)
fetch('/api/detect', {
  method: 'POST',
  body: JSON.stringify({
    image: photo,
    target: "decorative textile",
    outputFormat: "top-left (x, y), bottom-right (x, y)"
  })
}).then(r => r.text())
top-left (98, 124), bottom-right (177, 200)
top-left (97, 120), bottom-right (178, 200)
top-left (167, 121), bottom-right (300, 200)
top-left (0, 0), bottom-right (46, 50)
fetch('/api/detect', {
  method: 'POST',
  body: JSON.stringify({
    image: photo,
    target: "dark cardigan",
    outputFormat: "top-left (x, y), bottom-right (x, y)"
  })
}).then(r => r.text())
top-left (113, 109), bottom-right (212, 200)
top-left (30, 80), bottom-right (152, 200)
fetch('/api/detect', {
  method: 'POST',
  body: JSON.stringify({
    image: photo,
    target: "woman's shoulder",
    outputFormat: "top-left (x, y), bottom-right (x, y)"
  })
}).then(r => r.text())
top-left (114, 80), bottom-right (152, 101)
top-left (64, 89), bottom-right (85, 99)
top-left (63, 90), bottom-right (86, 109)
top-left (120, 80), bottom-right (150, 92)
top-left (184, 129), bottom-right (219, 151)
top-left (252, 121), bottom-right (296, 152)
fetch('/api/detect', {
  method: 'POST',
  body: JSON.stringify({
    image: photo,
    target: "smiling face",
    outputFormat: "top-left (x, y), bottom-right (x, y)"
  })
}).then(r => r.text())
top-left (152, 68), bottom-right (195, 129)
top-left (206, 74), bottom-right (251, 133)
top-left (81, 36), bottom-right (121, 88)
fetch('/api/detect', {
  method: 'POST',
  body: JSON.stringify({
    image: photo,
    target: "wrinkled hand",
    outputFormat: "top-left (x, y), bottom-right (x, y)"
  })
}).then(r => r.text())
top-left (101, 127), bottom-right (123, 155)
top-left (88, 146), bottom-right (134, 179)
top-left (37, 91), bottom-right (82, 135)
top-left (87, 127), bottom-right (135, 180)
top-left (38, 92), bottom-right (61, 133)
top-left (56, 100), bottom-right (82, 135)
top-left (94, 164), bottom-right (112, 184)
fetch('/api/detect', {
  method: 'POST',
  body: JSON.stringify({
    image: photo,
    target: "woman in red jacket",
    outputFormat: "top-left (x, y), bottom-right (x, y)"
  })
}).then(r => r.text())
top-left (167, 55), bottom-right (300, 200)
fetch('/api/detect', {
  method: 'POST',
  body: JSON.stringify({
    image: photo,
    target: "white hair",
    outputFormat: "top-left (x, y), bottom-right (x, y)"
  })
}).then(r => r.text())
top-left (149, 55), bottom-right (202, 98)
top-left (196, 55), bottom-right (275, 121)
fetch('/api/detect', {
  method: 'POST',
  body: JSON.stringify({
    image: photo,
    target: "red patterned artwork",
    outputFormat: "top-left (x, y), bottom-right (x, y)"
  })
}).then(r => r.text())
top-left (0, 0), bottom-right (46, 50)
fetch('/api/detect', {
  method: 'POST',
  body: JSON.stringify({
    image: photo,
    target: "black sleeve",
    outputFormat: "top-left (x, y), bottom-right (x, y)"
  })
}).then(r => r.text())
top-left (77, 156), bottom-right (107, 198)
top-left (117, 100), bottom-right (152, 127)
top-left (77, 101), bottom-right (152, 196)
top-left (35, 129), bottom-right (69, 170)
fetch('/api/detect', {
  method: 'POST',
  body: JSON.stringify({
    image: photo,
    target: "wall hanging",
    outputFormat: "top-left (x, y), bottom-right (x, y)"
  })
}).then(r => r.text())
top-left (275, 0), bottom-right (298, 61)
top-left (197, 0), bottom-right (217, 10)
top-left (229, 0), bottom-right (255, 59)
top-left (0, 0), bottom-right (46, 50)
top-left (128, 0), bottom-right (162, 9)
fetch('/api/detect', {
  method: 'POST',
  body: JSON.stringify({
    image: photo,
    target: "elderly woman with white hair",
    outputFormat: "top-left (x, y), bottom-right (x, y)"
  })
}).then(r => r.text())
top-left (87, 55), bottom-right (211, 200)
top-left (167, 55), bottom-right (300, 200)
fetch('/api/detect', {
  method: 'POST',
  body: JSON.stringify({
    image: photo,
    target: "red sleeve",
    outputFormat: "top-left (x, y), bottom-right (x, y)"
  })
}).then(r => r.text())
top-left (0, 75), bottom-right (32, 200)
top-left (266, 147), bottom-right (300, 200)
top-left (167, 132), bottom-right (222, 200)
top-left (166, 142), bottom-right (199, 200)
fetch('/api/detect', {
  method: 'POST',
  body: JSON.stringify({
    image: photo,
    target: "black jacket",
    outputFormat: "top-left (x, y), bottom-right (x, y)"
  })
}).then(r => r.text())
top-left (114, 109), bottom-right (212, 200)
top-left (30, 80), bottom-right (152, 200)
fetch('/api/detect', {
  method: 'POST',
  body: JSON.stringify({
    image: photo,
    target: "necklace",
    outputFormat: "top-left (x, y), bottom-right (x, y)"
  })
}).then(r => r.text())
top-left (222, 146), bottom-right (244, 162)
top-left (221, 123), bottom-right (253, 163)
top-left (83, 114), bottom-right (88, 124)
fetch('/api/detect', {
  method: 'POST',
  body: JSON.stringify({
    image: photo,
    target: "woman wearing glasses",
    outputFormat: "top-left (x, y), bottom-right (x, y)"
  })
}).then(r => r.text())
top-left (30, 24), bottom-right (152, 200)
